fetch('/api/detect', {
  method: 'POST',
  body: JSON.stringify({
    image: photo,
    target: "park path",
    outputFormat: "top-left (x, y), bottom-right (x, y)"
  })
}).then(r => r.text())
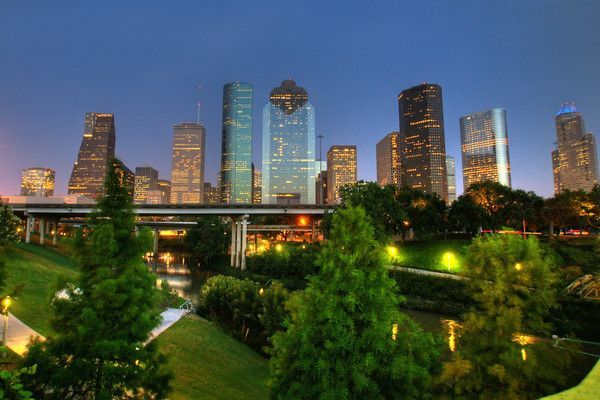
top-left (145, 308), bottom-right (190, 344)
top-left (388, 265), bottom-right (465, 280)
top-left (1, 313), bottom-right (45, 356)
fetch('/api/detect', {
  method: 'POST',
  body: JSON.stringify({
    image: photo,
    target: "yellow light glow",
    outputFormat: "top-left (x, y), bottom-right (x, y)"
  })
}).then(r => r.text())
top-left (392, 323), bottom-right (399, 341)
top-left (442, 252), bottom-right (459, 270)
top-left (1, 296), bottom-right (12, 310)
top-left (387, 246), bottom-right (399, 258)
top-left (443, 319), bottom-right (460, 352)
top-left (298, 217), bottom-right (308, 226)
top-left (259, 288), bottom-right (265, 296)
top-left (275, 244), bottom-right (283, 252)
top-left (515, 262), bottom-right (523, 271)
top-left (521, 348), bottom-right (527, 361)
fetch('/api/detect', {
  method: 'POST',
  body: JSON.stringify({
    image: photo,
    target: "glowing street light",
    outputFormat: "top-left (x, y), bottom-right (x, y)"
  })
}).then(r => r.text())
top-left (515, 262), bottom-right (523, 271)
top-left (442, 251), bottom-right (459, 270)
top-left (275, 244), bottom-right (283, 252)
top-left (1, 296), bottom-right (12, 346)
top-left (386, 246), bottom-right (399, 258)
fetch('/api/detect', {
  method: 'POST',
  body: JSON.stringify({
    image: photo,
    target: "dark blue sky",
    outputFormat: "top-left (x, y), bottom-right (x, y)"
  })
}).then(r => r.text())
top-left (1, 0), bottom-right (599, 197)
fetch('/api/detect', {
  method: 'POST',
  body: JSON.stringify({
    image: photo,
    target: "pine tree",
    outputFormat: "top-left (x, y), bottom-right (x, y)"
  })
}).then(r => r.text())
top-left (269, 207), bottom-right (439, 399)
top-left (23, 159), bottom-right (171, 399)
top-left (437, 235), bottom-right (570, 400)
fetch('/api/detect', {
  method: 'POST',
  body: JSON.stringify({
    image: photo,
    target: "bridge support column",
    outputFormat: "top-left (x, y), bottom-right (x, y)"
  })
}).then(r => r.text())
top-left (152, 229), bottom-right (159, 256)
top-left (39, 218), bottom-right (45, 245)
top-left (52, 221), bottom-right (58, 245)
top-left (25, 216), bottom-right (32, 243)
top-left (235, 221), bottom-right (242, 268)
top-left (230, 218), bottom-right (237, 267)
top-left (241, 216), bottom-right (248, 270)
top-left (30, 217), bottom-right (36, 234)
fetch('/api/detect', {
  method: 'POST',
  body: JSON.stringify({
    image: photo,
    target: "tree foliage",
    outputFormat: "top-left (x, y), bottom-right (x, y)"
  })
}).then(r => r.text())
top-left (394, 186), bottom-right (446, 239)
top-left (437, 235), bottom-right (570, 399)
top-left (23, 159), bottom-right (171, 399)
top-left (185, 216), bottom-right (230, 273)
top-left (270, 207), bottom-right (440, 399)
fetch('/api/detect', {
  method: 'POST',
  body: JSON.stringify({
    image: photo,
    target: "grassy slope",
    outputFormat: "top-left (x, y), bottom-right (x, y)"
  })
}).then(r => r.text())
top-left (156, 315), bottom-right (270, 400)
top-left (393, 239), bottom-right (470, 273)
top-left (3, 242), bottom-right (79, 336)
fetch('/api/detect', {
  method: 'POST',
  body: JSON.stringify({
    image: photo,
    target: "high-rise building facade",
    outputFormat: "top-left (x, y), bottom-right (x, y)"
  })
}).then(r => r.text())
top-left (262, 79), bottom-right (316, 204)
top-left (326, 145), bottom-right (357, 204)
top-left (170, 123), bottom-right (206, 204)
top-left (68, 113), bottom-right (116, 199)
top-left (203, 182), bottom-right (220, 205)
top-left (376, 131), bottom-right (401, 187)
top-left (147, 179), bottom-right (171, 204)
top-left (113, 160), bottom-right (135, 199)
top-left (316, 170), bottom-right (328, 205)
top-left (459, 108), bottom-right (511, 191)
top-left (134, 166), bottom-right (159, 204)
top-left (398, 84), bottom-right (448, 201)
top-left (20, 167), bottom-right (55, 197)
top-left (552, 103), bottom-right (599, 194)
top-left (446, 156), bottom-right (456, 203)
top-left (220, 82), bottom-right (254, 204)
top-left (252, 164), bottom-right (262, 205)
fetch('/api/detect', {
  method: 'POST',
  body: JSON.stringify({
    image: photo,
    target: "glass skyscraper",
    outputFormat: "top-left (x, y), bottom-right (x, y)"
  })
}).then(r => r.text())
top-left (398, 83), bottom-right (448, 202)
top-left (262, 79), bottom-right (316, 204)
top-left (459, 108), bottom-right (511, 191)
top-left (446, 155), bottom-right (456, 203)
top-left (220, 82), bottom-right (253, 204)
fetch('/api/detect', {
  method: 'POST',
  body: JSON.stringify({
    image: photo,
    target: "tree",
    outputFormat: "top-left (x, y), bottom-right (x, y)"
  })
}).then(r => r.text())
top-left (23, 159), bottom-right (171, 399)
top-left (185, 216), bottom-right (230, 273)
top-left (270, 207), bottom-right (439, 399)
top-left (338, 182), bottom-right (406, 242)
top-left (448, 194), bottom-right (484, 234)
top-left (437, 235), bottom-right (570, 399)
top-left (0, 200), bottom-right (21, 290)
top-left (395, 186), bottom-right (446, 239)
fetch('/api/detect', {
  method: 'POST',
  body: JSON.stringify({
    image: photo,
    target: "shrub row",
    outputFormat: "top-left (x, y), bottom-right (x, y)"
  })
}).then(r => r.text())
top-left (245, 244), bottom-right (320, 282)
top-left (196, 275), bottom-right (289, 354)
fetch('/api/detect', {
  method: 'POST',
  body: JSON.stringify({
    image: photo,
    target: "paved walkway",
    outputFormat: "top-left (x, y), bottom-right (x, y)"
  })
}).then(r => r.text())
top-left (146, 308), bottom-right (190, 344)
top-left (0, 313), bottom-right (45, 356)
top-left (388, 265), bottom-right (466, 280)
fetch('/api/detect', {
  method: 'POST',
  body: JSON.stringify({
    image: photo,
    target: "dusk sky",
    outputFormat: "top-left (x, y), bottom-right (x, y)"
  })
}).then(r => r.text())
top-left (1, 0), bottom-right (599, 198)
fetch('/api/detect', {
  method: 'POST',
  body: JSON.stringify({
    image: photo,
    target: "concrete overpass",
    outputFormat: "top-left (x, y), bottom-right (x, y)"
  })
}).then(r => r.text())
top-left (8, 202), bottom-right (336, 269)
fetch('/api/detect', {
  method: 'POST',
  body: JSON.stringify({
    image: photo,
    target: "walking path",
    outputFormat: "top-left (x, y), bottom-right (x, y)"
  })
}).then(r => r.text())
top-left (146, 308), bottom-right (190, 344)
top-left (0, 313), bottom-right (45, 356)
top-left (388, 265), bottom-right (466, 280)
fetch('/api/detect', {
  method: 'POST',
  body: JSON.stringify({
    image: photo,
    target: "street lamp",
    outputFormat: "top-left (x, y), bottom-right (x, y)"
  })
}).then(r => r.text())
top-left (1, 296), bottom-right (12, 347)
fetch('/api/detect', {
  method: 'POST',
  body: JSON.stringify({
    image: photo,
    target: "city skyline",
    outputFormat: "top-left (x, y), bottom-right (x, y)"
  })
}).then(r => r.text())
top-left (1, 1), bottom-right (599, 198)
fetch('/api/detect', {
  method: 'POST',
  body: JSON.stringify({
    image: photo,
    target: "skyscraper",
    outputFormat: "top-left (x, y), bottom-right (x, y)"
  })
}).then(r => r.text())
top-left (316, 171), bottom-right (328, 205)
top-left (134, 166), bottom-right (159, 204)
top-left (68, 112), bottom-right (116, 199)
top-left (220, 82), bottom-right (254, 204)
top-left (459, 108), bottom-right (511, 191)
top-left (21, 167), bottom-right (55, 197)
top-left (446, 156), bottom-right (456, 203)
top-left (170, 123), bottom-right (206, 204)
top-left (203, 182), bottom-right (220, 205)
top-left (376, 131), bottom-right (401, 187)
top-left (113, 160), bottom-right (135, 199)
top-left (252, 164), bottom-right (262, 205)
top-left (262, 79), bottom-right (316, 204)
top-left (147, 179), bottom-right (171, 204)
top-left (552, 103), bottom-right (599, 194)
top-left (326, 145), bottom-right (357, 204)
top-left (398, 84), bottom-right (448, 201)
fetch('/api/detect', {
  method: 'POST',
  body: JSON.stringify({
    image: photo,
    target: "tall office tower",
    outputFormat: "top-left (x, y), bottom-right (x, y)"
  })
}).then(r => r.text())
top-left (147, 179), bottom-right (171, 204)
top-left (134, 166), bottom-right (159, 204)
top-left (20, 167), bottom-right (55, 197)
top-left (252, 164), bottom-right (262, 205)
top-left (113, 160), bottom-right (135, 199)
top-left (551, 149), bottom-right (561, 195)
top-left (326, 145), bottom-right (357, 204)
top-left (220, 82), bottom-right (254, 204)
top-left (316, 170), bottom-right (328, 205)
top-left (459, 108), bottom-right (511, 191)
top-left (170, 123), bottom-right (206, 204)
top-left (68, 113), bottom-right (116, 199)
top-left (203, 182), bottom-right (220, 205)
top-left (262, 79), bottom-right (316, 204)
top-left (376, 131), bottom-right (401, 187)
top-left (398, 84), bottom-right (448, 201)
top-left (552, 103), bottom-right (599, 194)
top-left (446, 156), bottom-right (456, 203)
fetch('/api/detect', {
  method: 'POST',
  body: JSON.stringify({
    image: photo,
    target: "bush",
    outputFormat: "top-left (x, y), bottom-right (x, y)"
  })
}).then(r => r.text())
top-left (245, 243), bottom-right (320, 282)
top-left (197, 275), bottom-right (289, 353)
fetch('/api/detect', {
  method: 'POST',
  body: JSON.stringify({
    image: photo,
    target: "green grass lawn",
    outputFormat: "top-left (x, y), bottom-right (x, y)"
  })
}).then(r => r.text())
top-left (391, 239), bottom-right (471, 273)
top-left (156, 315), bottom-right (270, 400)
top-left (3, 242), bottom-right (79, 336)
